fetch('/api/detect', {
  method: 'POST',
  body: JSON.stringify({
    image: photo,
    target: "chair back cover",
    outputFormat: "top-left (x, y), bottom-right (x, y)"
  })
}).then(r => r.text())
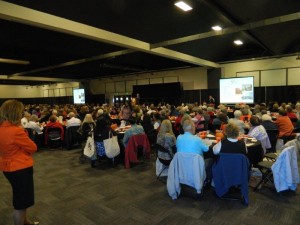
top-left (167, 152), bottom-right (206, 200)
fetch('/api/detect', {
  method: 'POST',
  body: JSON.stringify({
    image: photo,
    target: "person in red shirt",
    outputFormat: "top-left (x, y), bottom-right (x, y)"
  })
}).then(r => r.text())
top-left (0, 100), bottom-right (39, 225)
top-left (274, 109), bottom-right (294, 137)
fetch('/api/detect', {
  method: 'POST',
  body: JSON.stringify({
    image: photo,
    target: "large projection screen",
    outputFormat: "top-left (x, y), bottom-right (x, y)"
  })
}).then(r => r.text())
top-left (220, 77), bottom-right (254, 104)
top-left (73, 89), bottom-right (85, 104)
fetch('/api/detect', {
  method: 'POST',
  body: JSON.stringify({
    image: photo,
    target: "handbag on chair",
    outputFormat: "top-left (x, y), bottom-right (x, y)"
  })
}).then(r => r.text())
top-left (104, 131), bottom-right (120, 158)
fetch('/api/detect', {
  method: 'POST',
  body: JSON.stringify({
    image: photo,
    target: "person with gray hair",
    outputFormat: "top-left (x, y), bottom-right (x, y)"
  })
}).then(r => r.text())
top-left (261, 114), bottom-right (278, 130)
top-left (228, 110), bottom-right (246, 134)
top-left (27, 114), bottom-right (44, 135)
top-left (176, 119), bottom-right (209, 156)
top-left (66, 112), bottom-right (81, 127)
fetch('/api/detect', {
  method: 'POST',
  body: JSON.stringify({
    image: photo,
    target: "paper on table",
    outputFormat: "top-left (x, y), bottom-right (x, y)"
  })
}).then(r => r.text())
top-left (206, 134), bottom-right (215, 138)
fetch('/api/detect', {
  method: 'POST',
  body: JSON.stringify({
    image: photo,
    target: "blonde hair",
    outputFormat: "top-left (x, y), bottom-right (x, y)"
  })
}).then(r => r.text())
top-left (158, 119), bottom-right (174, 136)
top-left (0, 100), bottom-right (24, 125)
top-left (83, 113), bottom-right (95, 125)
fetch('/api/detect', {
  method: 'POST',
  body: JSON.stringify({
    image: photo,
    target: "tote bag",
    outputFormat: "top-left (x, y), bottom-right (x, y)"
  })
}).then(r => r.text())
top-left (104, 132), bottom-right (120, 158)
top-left (84, 133), bottom-right (95, 158)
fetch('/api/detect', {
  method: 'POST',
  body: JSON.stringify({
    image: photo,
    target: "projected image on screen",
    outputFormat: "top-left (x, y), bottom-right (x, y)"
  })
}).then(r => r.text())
top-left (73, 89), bottom-right (85, 104)
top-left (220, 77), bottom-right (254, 104)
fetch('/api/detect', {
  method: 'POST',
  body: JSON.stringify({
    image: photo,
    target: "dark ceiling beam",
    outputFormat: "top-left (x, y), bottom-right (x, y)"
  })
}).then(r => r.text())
top-left (0, 0), bottom-right (220, 75)
top-left (151, 12), bottom-right (300, 50)
top-left (9, 49), bottom-right (135, 77)
top-left (201, 0), bottom-right (276, 56)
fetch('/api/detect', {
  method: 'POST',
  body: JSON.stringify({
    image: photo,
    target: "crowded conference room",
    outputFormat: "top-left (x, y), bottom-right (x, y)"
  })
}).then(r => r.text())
top-left (0, 1), bottom-right (300, 225)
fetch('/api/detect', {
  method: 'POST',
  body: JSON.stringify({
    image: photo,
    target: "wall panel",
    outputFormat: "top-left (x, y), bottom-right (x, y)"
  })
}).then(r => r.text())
top-left (288, 68), bottom-right (300, 85)
top-left (105, 82), bottom-right (115, 93)
top-left (261, 69), bottom-right (286, 86)
top-left (115, 81), bottom-right (125, 93)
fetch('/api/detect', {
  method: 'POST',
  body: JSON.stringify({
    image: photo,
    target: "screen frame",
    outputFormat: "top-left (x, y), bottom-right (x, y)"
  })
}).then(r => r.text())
top-left (219, 76), bottom-right (254, 104)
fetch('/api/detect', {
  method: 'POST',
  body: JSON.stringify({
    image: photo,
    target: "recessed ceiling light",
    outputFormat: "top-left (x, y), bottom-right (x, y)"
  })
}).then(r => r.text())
top-left (234, 40), bottom-right (243, 45)
top-left (212, 25), bottom-right (222, 31)
top-left (175, 1), bottom-right (192, 11)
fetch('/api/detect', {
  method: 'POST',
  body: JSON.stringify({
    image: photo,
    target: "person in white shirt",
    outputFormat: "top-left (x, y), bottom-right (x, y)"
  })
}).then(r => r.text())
top-left (21, 112), bottom-right (31, 128)
top-left (27, 114), bottom-right (44, 135)
top-left (66, 112), bottom-right (81, 127)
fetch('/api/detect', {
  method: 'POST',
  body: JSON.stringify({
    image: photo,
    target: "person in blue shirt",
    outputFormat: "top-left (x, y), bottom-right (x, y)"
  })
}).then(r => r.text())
top-left (176, 118), bottom-right (209, 156)
top-left (176, 117), bottom-right (212, 184)
top-left (123, 115), bottom-right (145, 147)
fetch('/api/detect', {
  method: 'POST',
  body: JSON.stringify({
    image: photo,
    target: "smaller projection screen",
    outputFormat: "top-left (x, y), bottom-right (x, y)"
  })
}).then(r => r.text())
top-left (73, 89), bottom-right (85, 104)
top-left (219, 77), bottom-right (254, 104)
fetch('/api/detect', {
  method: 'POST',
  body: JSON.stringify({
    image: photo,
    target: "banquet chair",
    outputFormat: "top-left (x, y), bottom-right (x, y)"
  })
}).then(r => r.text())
top-left (167, 152), bottom-right (206, 200)
top-left (212, 153), bottom-right (250, 205)
top-left (45, 127), bottom-right (63, 149)
top-left (124, 134), bottom-right (151, 168)
top-left (65, 126), bottom-right (81, 150)
top-left (155, 144), bottom-right (173, 182)
top-left (254, 146), bottom-right (299, 192)
top-left (265, 129), bottom-right (279, 153)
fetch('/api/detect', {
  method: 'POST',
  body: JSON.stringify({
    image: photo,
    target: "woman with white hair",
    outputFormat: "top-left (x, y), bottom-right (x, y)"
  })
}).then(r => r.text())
top-left (228, 110), bottom-right (246, 134)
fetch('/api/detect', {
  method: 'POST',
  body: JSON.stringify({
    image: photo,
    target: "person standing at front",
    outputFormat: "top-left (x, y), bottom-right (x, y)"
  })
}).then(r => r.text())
top-left (0, 100), bottom-right (39, 225)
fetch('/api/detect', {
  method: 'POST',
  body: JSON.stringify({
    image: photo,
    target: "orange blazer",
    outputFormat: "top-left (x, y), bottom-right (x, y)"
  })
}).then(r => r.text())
top-left (0, 121), bottom-right (37, 172)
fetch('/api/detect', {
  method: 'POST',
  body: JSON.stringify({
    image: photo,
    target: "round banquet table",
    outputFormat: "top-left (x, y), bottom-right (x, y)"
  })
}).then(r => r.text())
top-left (201, 135), bottom-right (264, 167)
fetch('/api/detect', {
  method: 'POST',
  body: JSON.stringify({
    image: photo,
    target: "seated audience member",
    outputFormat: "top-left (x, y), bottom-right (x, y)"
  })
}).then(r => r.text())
top-left (45, 115), bottom-right (65, 141)
top-left (176, 119), bottom-right (208, 156)
top-left (123, 116), bottom-right (145, 147)
top-left (66, 112), bottom-right (81, 127)
top-left (21, 111), bottom-right (31, 128)
top-left (141, 114), bottom-right (155, 134)
top-left (286, 105), bottom-right (297, 120)
top-left (169, 105), bottom-right (179, 117)
top-left (228, 110), bottom-right (246, 134)
top-left (119, 105), bottom-right (132, 123)
top-left (296, 103), bottom-right (300, 120)
top-left (176, 118), bottom-right (212, 181)
top-left (218, 113), bottom-right (228, 133)
top-left (157, 119), bottom-right (176, 160)
top-left (141, 114), bottom-right (156, 143)
top-left (261, 114), bottom-right (278, 130)
top-left (248, 116), bottom-right (271, 153)
top-left (274, 109), bottom-right (294, 137)
top-left (27, 114), bottom-right (44, 135)
top-left (193, 109), bottom-right (205, 131)
top-left (39, 108), bottom-right (51, 123)
top-left (271, 103), bottom-right (280, 112)
top-left (174, 108), bottom-right (185, 133)
top-left (213, 122), bottom-right (247, 155)
top-left (239, 108), bottom-right (251, 122)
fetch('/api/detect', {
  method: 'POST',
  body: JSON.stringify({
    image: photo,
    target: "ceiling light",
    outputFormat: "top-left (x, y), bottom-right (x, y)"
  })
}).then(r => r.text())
top-left (212, 26), bottom-right (222, 31)
top-left (175, 1), bottom-right (192, 11)
top-left (0, 58), bottom-right (30, 65)
top-left (234, 40), bottom-right (243, 45)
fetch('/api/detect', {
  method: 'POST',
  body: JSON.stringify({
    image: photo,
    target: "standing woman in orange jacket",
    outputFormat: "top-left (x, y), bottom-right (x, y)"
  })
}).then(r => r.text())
top-left (0, 100), bottom-right (39, 225)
